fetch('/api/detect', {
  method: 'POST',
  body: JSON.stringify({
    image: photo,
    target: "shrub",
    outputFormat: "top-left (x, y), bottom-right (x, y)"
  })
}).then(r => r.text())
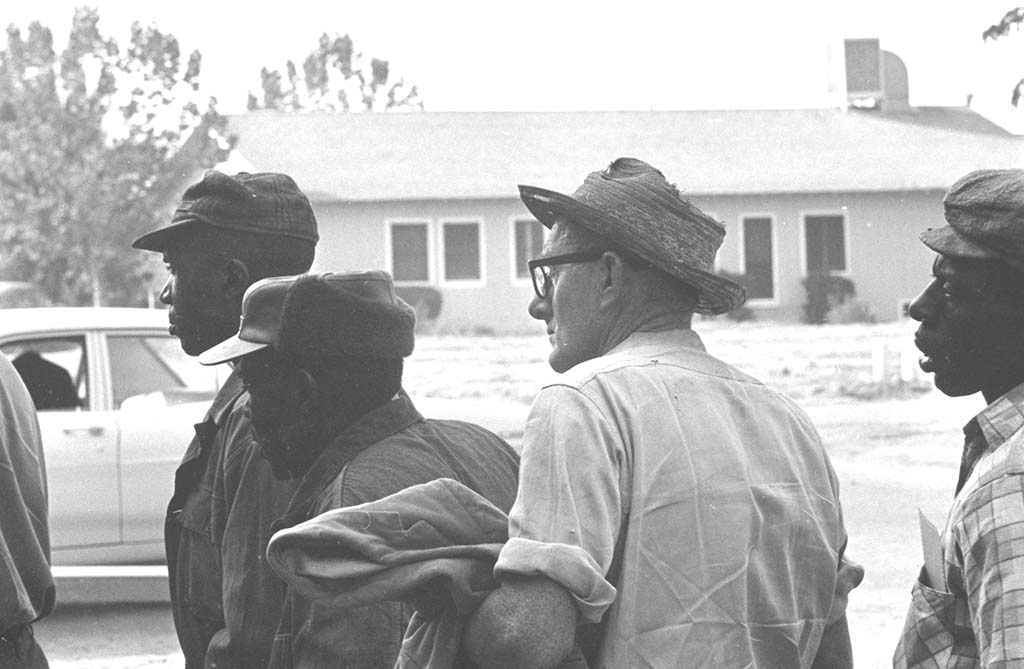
top-left (828, 300), bottom-right (877, 324)
top-left (802, 273), bottom-right (856, 324)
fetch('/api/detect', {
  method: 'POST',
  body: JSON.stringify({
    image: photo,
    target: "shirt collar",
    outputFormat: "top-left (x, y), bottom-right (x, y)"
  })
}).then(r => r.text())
top-left (277, 388), bottom-right (423, 527)
top-left (606, 328), bottom-right (706, 357)
top-left (207, 367), bottom-right (246, 426)
top-left (974, 380), bottom-right (1024, 452)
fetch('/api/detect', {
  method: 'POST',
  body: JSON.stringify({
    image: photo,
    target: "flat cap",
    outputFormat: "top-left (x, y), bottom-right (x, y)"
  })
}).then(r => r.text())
top-left (133, 170), bottom-right (319, 251)
top-left (921, 168), bottom-right (1024, 272)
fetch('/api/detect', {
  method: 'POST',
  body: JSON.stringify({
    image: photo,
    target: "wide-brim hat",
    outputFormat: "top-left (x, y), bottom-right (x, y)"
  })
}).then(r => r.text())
top-left (199, 270), bottom-right (415, 366)
top-left (920, 168), bottom-right (1024, 273)
top-left (519, 158), bottom-right (745, 315)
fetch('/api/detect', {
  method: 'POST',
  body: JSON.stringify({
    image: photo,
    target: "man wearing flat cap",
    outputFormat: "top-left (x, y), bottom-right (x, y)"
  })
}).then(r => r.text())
top-left (895, 169), bottom-right (1024, 668)
top-left (199, 271), bottom-right (519, 667)
top-left (132, 170), bottom-right (318, 668)
top-left (463, 158), bottom-right (862, 667)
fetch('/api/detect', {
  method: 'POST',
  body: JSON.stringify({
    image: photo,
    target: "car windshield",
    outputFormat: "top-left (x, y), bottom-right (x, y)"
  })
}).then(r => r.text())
top-left (108, 335), bottom-right (222, 408)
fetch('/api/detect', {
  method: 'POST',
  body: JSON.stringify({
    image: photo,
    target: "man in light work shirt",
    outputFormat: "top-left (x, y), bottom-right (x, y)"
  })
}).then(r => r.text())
top-left (464, 157), bottom-right (862, 667)
top-left (895, 169), bottom-right (1024, 667)
top-left (0, 354), bottom-right (54, 668)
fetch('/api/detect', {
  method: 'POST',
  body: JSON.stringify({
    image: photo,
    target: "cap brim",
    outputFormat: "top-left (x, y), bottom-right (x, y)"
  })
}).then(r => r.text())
top-left (131, 220), bottom-right (198, 252)
top-left (198, 335), bottom-right (270, 366)
top-left (920, 226), bottom-right (996, 261)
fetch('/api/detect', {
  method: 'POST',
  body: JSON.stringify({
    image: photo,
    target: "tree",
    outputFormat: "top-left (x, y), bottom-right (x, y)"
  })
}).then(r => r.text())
top-left (983, 7), bottom-right (1024, 105)
top-left (248, 33), bottom-right (422, 112)
top-left (0, 7), bottom-right (230, 306)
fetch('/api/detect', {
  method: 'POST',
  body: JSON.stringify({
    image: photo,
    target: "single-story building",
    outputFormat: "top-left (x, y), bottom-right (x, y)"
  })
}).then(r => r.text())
top-left (221, 41), bottom-right (1024, 332)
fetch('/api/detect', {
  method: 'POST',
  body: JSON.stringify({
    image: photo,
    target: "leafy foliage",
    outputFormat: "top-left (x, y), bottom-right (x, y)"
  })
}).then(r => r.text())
top-left (0, 8), bottom-right (229, 306)
top-left (248, 33), bottom-right (422, 112)
top-left (983, 7), bottom-right (1024, 105)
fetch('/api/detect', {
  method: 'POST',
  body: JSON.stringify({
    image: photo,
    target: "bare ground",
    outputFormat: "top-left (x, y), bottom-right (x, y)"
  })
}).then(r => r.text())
top-left (405, 321), bottom-right (982, 668)
top-left (38, 321), bottom-right (979, 667)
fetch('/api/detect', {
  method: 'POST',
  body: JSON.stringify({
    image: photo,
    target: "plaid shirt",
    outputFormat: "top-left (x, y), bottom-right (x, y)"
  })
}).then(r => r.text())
top-left (895, 381), bottom-right (1024, 668)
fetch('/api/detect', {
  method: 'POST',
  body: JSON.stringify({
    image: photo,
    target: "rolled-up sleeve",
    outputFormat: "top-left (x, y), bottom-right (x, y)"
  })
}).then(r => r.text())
top-left (494, 384), bottom-right (624, 623)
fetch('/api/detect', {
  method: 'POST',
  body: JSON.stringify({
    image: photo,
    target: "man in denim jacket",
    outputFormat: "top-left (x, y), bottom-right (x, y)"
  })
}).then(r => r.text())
top-left (200, 271), bottom-right (519, 667)
top-left (133, 170), bottom-right (317, 668)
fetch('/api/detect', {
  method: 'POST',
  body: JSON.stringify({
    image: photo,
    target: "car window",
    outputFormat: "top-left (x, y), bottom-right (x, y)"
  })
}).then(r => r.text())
top-left (2, 337), bottom-right (86, 411)
top-left (107, 335), bottom-right (220, 408)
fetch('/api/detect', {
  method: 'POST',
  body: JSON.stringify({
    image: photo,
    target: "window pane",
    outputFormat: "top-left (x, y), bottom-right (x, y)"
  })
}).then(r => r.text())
top-left (108, 335), bottom-right (219, 408)
top-left (514, 219), bottom-right (545, 279)
top-left (805, 215), bottom-right (846, 273)
top-left (743, 217), bottom-right (774, 299)
top-left (3, 337), bottom-right (86, 411)
top-left (391, 224), bottom-right (429, 282)
top-left (443, 222), bottom-right (481, 280)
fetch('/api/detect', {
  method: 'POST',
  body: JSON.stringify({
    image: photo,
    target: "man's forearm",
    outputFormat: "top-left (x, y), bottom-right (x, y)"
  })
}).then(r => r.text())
top-left (464, 576), bottom-right (579, 668)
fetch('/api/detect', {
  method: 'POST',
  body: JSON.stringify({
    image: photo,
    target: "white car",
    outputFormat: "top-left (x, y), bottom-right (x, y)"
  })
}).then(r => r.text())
top-left (0, 307), bottom-right (528, 567)
top-left (0, 308), bottom-right (226, 566)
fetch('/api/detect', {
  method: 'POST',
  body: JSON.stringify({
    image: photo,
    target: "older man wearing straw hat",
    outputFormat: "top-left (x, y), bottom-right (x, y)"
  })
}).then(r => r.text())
top-left (463, 158), bottom-right (862, 668)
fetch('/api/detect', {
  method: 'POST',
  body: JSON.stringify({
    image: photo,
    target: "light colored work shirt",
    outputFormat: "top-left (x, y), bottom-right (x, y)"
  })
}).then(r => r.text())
top-left (495, 329), bottom-right (848, 667)
top-left (0, 354), bottom-right (54, 633)
top-left (895, 381), bottom-right (1024, 668)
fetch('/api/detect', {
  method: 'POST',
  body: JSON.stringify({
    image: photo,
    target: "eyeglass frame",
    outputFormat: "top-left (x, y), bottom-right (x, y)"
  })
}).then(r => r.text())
top-left (527, 249), bottom-right (609, 301)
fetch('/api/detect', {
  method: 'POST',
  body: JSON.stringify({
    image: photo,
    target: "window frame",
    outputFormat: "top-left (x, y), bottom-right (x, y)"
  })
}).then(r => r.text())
top-left (509, 216), bottom-right (547, 285)
top-left (438, 217), bottom-right (486, 287)
top-left (385, 219), bottom-right (435, 286)
top-left (800, 209), bottom-right (851, 277)
top-left (738, 212), bottom-right (779, 305)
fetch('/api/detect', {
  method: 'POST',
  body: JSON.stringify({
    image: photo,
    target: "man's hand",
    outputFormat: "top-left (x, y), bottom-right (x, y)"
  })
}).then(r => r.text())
top-left (463, 575), bottom-right (579, 668)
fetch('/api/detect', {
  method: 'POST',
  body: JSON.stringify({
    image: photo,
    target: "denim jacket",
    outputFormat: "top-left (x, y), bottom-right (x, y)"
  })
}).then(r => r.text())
top-left (164, 369), bottom-right (246, 668)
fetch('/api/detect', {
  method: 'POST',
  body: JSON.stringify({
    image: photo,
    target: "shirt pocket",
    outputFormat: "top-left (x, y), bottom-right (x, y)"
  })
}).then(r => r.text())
top-left (178, 480), bottom-right (214, 537)
top-left (895, 575), bottom-right (958, 668)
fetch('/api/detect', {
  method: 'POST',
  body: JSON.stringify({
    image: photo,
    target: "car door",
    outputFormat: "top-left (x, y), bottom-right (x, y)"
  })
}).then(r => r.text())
top-left (2, 334), bottom-right (120, 550)
top-left (104, 331), bottom-right (221, 548)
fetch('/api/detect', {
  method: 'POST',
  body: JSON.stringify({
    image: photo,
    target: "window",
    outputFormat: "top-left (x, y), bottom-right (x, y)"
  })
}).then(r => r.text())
top-left (3, 337), bottom-right (86, 411)
top-left (108, 335), bottom-right (220, 408)
top-left (513, 218), bottom-right (546, 279)
top-left (442, 221), bottom-right (481, 281)
top-left (390, 222), bottom-right (430, 283)
top-left (804, 214), bottom-right (847, 274)
top-left (742, 216), bottom-right (774, 300)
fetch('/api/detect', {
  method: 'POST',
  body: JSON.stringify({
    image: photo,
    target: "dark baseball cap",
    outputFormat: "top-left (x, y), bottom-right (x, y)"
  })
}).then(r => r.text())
top-left (921, 169), bottom-right (1024, 272)
top-left (132, 170), bottom-right (319, 252)
top-left (198, 271), bottom-right (416, 366)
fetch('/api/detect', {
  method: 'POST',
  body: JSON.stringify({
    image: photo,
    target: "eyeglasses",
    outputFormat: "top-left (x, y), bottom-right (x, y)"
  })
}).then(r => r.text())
top-left (527, 250), bottom-right (607, 301)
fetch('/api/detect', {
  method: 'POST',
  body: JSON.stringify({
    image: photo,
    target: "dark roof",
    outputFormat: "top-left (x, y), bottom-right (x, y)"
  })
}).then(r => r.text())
top-left (225, 108), bottom-right (1024, 202)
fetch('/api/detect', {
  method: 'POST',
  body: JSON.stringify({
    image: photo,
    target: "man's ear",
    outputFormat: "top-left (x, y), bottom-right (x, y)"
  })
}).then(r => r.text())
top-left (598, 251), bottom-right (628, 308)
top-left (224, 258), bottom-right (251, 300)
top-left (295, 369), bottom-right (319, 409)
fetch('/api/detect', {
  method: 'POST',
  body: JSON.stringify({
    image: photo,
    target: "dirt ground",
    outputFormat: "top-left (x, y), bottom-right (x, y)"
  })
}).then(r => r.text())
top-left (805, 393), bottom-right (978, 668)
top-left (38, 322), bottom-right (981, 667)
top-left (405, 322), bottom-right (983, 668)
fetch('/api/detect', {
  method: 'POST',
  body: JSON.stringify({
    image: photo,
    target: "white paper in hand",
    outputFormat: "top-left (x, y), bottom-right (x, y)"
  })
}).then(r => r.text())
top-left (919, 509), bottom-right (947, 591)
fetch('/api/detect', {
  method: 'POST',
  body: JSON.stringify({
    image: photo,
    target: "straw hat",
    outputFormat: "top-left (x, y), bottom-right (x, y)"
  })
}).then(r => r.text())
top-left (519, 157), bottom-right (746, 315)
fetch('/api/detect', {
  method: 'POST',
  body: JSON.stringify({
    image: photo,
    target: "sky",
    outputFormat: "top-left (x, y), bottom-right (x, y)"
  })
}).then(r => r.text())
top-left (6, 0), bottom-right (1024, 128)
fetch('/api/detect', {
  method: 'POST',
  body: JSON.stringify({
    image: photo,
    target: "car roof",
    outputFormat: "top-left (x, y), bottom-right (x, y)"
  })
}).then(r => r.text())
top-left (0, 307), bottom-right (170, 338)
